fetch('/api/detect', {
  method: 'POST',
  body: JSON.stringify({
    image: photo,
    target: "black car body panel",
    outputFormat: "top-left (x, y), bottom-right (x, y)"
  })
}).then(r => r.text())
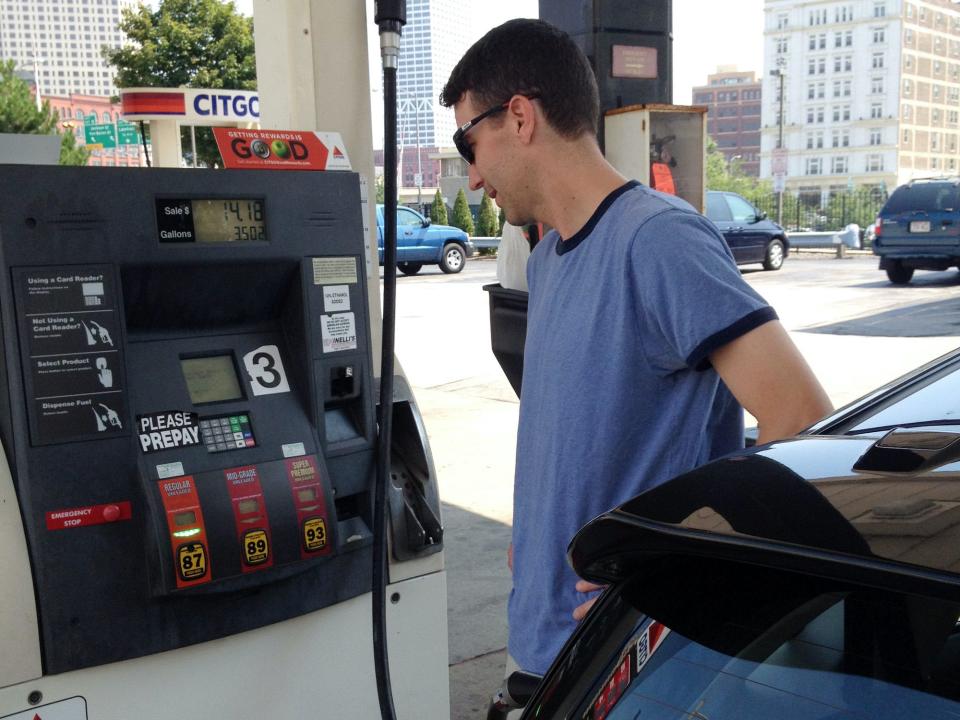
top-left (518, 344), bottom-right (960, 719)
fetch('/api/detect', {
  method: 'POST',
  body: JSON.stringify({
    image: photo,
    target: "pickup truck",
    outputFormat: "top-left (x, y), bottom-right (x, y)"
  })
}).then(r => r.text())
top-left (376, 204), bottom-right (475, 275)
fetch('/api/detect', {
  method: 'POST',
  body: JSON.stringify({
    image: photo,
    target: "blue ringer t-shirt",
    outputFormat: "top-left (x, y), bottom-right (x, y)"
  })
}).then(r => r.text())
top-left (508, 181), bottom-right (776, 674)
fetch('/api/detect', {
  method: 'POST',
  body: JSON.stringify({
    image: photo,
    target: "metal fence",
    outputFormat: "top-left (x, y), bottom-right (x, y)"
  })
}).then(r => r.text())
top-left (742, 189), bottom-right (889, 233)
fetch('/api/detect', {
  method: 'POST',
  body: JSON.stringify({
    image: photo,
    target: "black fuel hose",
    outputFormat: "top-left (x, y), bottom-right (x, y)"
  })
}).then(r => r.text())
top-left (373, 3), bottom-right (405, 719)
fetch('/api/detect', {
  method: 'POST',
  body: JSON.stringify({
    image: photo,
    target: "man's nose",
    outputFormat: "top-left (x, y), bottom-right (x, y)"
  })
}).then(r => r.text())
top-left (467, 164), bottom-right (484, 192)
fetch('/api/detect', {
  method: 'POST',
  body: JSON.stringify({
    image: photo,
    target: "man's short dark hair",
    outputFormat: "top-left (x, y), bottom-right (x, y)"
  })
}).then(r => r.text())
top-left (440, 19), bottom-right (599, 139)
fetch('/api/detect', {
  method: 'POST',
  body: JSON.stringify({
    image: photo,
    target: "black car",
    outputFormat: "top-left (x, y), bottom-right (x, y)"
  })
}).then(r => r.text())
top-left (497, 346), bottom-right (960, 719)
top-left (706, 190), bottom-right (789, 271)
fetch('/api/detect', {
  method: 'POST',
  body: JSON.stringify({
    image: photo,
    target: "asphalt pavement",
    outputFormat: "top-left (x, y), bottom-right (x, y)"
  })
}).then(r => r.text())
top-left (391, 253), bottom-right (960, 719)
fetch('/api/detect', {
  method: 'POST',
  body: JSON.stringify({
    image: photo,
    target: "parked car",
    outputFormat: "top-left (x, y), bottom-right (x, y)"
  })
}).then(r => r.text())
top-left (495, 346), bottom-right (960, 719)
top-left (873, 177), bottom-right (960, 284)
top-left (375, 204), bottom-right (474, 275)
top-left (705, 190), bottom-right (789, 271)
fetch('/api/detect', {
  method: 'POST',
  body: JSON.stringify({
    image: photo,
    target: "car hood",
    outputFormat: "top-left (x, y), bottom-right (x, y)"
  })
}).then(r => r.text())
top-left (569, 433), bottom-right (960, 599)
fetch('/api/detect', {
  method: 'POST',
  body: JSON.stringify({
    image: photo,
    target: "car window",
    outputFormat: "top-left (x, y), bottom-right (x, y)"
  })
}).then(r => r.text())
top-left (705, 193), bottom-right (732, 222)
top-left (397, 208), bottom-right (422, 227)
top-left (883, 184), bottom-right (960, 214)
top-left (725, 194), bottom-right (758, 223)
top-left (844, 356), bottom-right (960, 433)
top-left (527, 564), bottom-right (960, 720)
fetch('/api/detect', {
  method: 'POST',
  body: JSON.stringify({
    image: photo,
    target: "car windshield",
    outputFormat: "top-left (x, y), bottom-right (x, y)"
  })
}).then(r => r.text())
top-left (883, 183), bottom-right (960, 214)
top-left (529, 561), bottom-right (960, 720)
top-left (843, 354), bottom-right (960, 434)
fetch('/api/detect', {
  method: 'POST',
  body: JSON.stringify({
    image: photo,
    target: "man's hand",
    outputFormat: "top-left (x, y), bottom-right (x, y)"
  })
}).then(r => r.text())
top-left (573, 580), bottom-right (606, 621)
top-left (711, 320), bottom-right (833, 445)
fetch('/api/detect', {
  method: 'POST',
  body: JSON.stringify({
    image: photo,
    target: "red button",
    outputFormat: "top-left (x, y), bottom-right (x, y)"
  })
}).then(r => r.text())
top-left (102, 504), bottom-right (121, 522)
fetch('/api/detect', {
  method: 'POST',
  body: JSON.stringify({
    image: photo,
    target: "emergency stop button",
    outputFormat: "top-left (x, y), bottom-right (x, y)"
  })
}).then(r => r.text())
top-left (102, 504), bottom-right (121, 522)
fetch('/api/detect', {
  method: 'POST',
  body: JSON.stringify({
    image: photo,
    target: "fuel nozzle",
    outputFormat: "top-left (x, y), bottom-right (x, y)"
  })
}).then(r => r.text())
top-left (375, 0), bottom-right (406, 69)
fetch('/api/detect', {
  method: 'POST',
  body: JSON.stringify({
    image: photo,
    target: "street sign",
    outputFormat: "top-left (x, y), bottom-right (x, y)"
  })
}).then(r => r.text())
top-left (117, 121), bottom-right (141, 146)
top-left (771, 148), bottom-right (787, 175)
top-left (84, 122), bottom-right (117, 150)
top-left (773, 174), bottom-right (786, 193)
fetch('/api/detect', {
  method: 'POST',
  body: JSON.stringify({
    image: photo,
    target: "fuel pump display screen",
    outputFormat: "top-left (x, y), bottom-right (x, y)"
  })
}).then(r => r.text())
top-left (156, 198), bottom-right (266, 243)
top-left (181, 355), bottom-right (243, 404)
top-left (238, 498), bottom-right (259, 514)
top-left (174, 510), bottom-right (197, 527)
top-left (193, 199), bottom-right (266, 243)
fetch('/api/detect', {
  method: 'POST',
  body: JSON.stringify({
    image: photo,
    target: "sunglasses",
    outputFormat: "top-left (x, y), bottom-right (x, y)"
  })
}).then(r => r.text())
top-left (453, 94), bottom-right (540, 165)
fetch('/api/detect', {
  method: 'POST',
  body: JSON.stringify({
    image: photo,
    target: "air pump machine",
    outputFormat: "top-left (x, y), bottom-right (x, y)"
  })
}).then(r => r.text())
top-left (0, 164), bottom-right (447, 719)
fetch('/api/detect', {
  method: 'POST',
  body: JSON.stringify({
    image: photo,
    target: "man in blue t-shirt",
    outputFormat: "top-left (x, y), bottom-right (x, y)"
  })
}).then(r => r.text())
top-left (440, 20), bottom-right (833, 678)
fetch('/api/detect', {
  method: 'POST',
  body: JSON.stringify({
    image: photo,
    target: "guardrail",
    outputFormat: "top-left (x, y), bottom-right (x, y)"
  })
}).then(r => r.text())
top-left (789, 225), bottom-right (861, 250)
top-left (472, 236), bottom-right (501, 250)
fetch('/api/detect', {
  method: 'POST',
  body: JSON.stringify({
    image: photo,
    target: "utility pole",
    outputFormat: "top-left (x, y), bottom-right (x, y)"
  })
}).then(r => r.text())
top-left (774, 62), bottom-right (786, 226)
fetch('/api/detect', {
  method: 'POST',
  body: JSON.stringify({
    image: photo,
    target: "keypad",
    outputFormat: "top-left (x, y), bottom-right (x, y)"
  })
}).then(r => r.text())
top-left (199, 414), bottom-right (256, 453)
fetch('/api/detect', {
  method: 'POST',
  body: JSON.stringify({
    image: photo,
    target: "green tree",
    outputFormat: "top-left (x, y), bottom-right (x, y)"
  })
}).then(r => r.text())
top-left (0, 60), bottom-right (89, 165)
top-left (104, 0), bottom-right (256, 167)
top-left (498, 208), bottom-right (506, 236)
top-left (704, 138), bottom-right (769, 196)
top-left (477, 191), bottom-right (498, 237)
top-left (375, 174), bottom-right (385, 203)
top-left (451, 188), bottom-right (475, 236)
top-left (430, 189), bottom-right (448, 224)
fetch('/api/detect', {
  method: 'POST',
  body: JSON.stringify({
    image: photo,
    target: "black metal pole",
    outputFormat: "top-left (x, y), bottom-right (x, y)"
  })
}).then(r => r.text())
top-left (777, 69), bottom-right (784, 226)
top-left (373, 4), bottom-right (405, 719)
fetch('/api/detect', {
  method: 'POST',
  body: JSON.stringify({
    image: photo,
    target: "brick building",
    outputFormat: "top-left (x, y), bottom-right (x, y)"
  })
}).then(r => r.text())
top-left (693, 67), bottom-right (763, 177)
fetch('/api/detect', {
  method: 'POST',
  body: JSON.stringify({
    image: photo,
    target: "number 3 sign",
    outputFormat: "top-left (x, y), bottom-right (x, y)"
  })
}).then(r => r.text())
top-left (243, 344), bottom-right (291, 396)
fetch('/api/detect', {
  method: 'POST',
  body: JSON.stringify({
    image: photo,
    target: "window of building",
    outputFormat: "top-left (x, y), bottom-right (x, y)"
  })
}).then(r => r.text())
top-left (904, 78), bottom-right (913, 96)
top-left (903, 128), bottom-right (911, 144)
top-left (870, 128), bottom-right (882, 145)
top-left (874, 2), bottom-right (885, 17)
top-left (867, 154), bottom-right (884, 172)
top-left (832, 156), bottom-right (848, 174)
top-left (776, 37), bottom-right (788, 54)
top-left (872, 53), bottom-right (884, 69)
top-left (845, 31), bottom-right (853, 47)
top-left (871, 103), bottom-right (883, 119)
top-left (873, 26), bottom-right (886, 43)
top-left (776, 12), bottom-right (788, 29)
top-left (806, 157), bottom-right (823, 175)
top-left (903, 103), bottom-right (913, 120)
top-left (871, 77), bottom-right (884, 94)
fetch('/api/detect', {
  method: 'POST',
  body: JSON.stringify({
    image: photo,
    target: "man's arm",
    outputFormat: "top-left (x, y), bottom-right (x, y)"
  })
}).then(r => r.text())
top-left (710, 320), bottom-right (833, 445)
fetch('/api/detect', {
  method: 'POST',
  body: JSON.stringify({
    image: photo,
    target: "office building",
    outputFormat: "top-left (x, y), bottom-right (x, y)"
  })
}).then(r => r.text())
top-left (693, 67), bottom-right (763, 177)
top-left (0, 0), bottom-right (136, 98)
top-left (762, 0), bottom-right (960, 201)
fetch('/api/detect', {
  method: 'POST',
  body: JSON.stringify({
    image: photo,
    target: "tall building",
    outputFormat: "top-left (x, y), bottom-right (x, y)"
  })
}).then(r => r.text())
top-left (0, 0), bottom-right (136, 98)
top-left (762, 0), bottom-right (960, 201)
top-left (394, 0), bottom-right (474, 193)
top-left (693, 67), bottom-right (763, 177)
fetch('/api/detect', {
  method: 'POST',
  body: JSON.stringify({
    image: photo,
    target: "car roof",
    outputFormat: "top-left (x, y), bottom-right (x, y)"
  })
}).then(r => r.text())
top-left (569, 434), bottom-right (960, 600)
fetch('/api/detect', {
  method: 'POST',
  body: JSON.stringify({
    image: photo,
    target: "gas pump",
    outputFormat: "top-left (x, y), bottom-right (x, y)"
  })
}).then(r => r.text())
top-left (0, 163), bottom-right (448, 719)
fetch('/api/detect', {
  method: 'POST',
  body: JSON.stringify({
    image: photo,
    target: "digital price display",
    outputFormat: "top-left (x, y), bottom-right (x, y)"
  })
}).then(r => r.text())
top-left (156, 198), bottom-right (267, 243)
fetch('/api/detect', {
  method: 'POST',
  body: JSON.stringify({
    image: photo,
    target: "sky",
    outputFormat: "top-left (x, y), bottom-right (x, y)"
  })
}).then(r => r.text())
top-left (147, 0), bottom-right (767, 133)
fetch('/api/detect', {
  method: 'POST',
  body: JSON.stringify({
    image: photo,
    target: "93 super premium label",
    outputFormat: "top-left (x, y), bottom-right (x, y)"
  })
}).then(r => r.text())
top-left (302, 517), bottom-right (327, 552)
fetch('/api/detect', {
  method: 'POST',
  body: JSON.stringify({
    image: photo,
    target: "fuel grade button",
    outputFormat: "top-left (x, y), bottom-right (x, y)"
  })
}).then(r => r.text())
top-left (302, 517), bottom-right (327, 552)
top-left (242, 528), bottom-right (270, 565)
top-left (176, 541), bottom-right (208, 581)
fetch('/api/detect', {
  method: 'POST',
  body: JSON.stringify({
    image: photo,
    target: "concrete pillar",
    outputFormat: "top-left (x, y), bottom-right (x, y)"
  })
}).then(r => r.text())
top-left (253, 0), bottom-right (381, 368)
top-left (148, 119), bottom-right (182, 168)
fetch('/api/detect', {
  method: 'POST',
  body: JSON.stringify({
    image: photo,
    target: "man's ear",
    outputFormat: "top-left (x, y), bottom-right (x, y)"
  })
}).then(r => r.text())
top-left (507, 95), bottom-right (537, 146)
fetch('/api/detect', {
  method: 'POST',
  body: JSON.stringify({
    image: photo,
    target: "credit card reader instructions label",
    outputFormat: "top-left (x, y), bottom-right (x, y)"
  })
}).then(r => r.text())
top-left (13, 266), bottom-right (127, 445)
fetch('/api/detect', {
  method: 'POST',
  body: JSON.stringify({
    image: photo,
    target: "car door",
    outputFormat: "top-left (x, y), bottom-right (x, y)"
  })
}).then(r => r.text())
top-left (396, 207), bottom-right (428, 262)
top-left (724, 193), bottom-right (768, 263)
top-left (706, 192), bottom-right (739, 260)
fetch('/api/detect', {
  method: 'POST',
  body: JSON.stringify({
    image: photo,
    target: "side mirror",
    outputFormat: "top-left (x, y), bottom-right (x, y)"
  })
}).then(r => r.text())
top-left (422, 218), bottom-right (432, 228)
top-left (758, 210), bottom-right (768, 220)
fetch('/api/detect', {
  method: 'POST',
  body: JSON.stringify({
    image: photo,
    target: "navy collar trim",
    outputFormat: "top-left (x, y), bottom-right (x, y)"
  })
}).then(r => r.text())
top-left (555, 180), bottom-right (641, 256)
